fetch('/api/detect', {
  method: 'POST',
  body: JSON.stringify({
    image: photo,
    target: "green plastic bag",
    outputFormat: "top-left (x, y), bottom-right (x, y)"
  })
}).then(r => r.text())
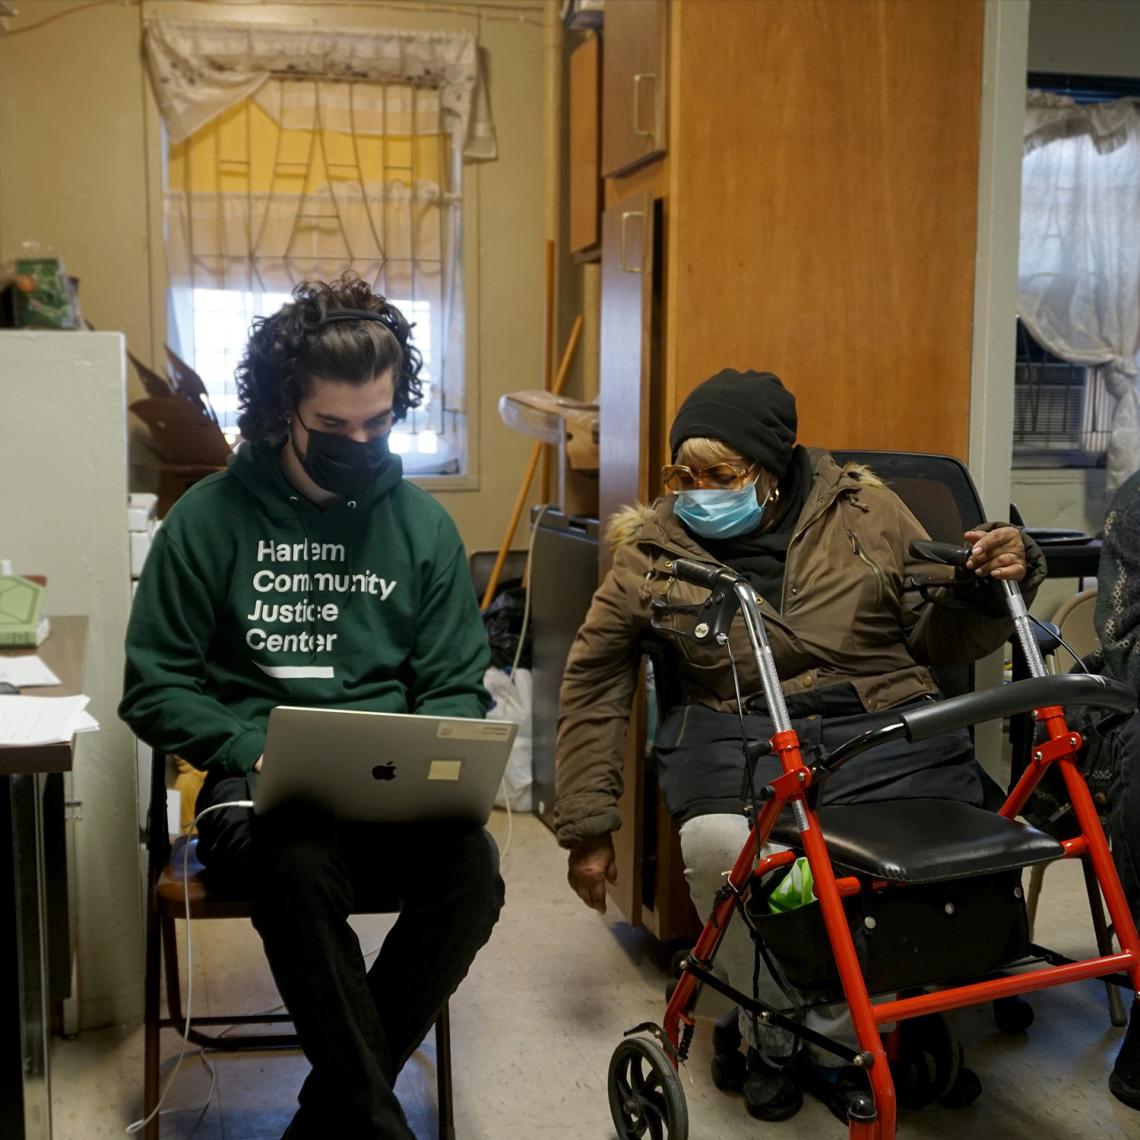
top-left (768, 856), bottom-right (815, 913)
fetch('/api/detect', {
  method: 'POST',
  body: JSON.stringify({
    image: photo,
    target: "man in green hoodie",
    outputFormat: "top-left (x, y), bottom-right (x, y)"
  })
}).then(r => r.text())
top-left (120, 275), bottom-right (502, 1139)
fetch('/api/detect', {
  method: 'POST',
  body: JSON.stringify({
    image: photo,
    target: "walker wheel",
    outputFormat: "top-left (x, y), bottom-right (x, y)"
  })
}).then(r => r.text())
top-left (940, 1063), bottom-right (983, 1108)
top-left (993, 995), bottom-right (1034, 1034)
top-left (890, 1014), bottom-right (960, 1109)
top-left (608, 1036), bottom-right (689, 1140)
top-left (669, 947), bottom-right (691, 978)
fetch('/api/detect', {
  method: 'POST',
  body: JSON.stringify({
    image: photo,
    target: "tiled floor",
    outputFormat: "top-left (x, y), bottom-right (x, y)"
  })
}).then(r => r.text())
top-left (51, 808), bottom-right (1140, 1139)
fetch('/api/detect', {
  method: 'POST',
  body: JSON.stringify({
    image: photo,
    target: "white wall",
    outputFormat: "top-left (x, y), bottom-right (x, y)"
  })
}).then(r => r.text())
top-left (1028, 0), bottom-right (1140, 77)
top-left (0, 331), bottom-right (139, 1028)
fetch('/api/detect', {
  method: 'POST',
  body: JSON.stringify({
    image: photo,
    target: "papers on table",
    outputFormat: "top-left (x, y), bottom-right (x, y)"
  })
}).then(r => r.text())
top-left (0, 695), bottom-right (100, 747)
top-left (0, 655), bottom-right (62, 688)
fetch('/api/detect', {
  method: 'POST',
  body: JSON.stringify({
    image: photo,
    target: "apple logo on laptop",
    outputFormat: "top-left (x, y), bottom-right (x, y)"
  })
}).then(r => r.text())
top-left (371, 762), bottom-right (397, 782)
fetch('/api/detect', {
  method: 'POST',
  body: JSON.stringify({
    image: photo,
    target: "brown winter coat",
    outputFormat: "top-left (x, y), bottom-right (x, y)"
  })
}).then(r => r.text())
top-left (552, 449), bottom-right (1046, 849)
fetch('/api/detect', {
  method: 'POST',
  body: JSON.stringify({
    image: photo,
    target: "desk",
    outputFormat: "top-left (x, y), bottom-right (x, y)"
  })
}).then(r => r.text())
top-left (1, 617), bottom-right (87, 1140)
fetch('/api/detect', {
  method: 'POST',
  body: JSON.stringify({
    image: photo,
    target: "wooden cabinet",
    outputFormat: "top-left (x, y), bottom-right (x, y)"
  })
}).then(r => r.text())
top-left (569, 36), bottom-right (602, 255)
top-left (592, 0), bottom-right (986, 941)
top-left (601, 0), bottom-right (668, 178)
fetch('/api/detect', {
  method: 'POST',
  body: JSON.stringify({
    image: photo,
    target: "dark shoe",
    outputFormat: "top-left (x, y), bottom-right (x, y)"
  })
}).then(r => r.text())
top-left (713, 1004), bottom-right (743, 1055)
top-left (742, 1049), bottom-right (803, 1122)
top-left (1110, 1001), bottom-right (1140, 1110)
top-left (709, 1006), bottom-right (747, 1091)
top-left (807, 1063), bottom-right (874, 1124)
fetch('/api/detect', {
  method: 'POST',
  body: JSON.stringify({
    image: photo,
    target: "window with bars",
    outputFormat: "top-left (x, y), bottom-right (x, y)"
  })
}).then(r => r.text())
top-left (164, 77), bottom-right (465, 475)
top-left (1015, 72), bottom-right (1140, 471)
top-left (1013, 318), bottom-right (1109, 466)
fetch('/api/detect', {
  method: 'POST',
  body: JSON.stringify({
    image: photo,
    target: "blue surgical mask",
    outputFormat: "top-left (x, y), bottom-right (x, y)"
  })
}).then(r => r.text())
top-left (674, 481), bottom-right (770, 540)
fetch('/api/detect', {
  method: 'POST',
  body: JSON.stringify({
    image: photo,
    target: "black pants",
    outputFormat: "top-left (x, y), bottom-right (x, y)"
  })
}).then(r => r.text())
top-left (195, 774), bottom-right (504, 1139)
top-left (655, 685), bottom-right (982, 825)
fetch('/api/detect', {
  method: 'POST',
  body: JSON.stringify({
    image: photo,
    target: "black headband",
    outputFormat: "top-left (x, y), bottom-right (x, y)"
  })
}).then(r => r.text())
top-left (318, 308), bottom-right (389, 326)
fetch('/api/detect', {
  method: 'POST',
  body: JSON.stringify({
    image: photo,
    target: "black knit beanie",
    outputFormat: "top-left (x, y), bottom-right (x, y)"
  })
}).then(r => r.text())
top-left (669, 369), bottom-right (798, 476)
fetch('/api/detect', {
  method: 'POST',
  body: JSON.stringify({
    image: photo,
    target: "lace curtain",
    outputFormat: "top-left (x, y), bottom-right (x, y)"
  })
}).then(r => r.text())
top-left (145, 18), bottom-right (489, 471)
top-left (1019, 92), bottom-right (1140, 491)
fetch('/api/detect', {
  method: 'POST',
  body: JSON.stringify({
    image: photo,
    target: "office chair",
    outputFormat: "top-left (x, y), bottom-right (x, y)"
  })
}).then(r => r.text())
top-left (142, 750), bottom-right (456, 1140)
top-left (1047, 588), bottom-right (1099, 675)
top-left (830, 450), bottom-right (985, 702)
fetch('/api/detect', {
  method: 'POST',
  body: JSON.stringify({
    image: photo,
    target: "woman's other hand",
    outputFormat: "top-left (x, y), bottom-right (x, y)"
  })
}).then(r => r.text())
top-left (567, 834), bottom-right (618, 912)
top-left (964, 526), bottom-right (1027, 581)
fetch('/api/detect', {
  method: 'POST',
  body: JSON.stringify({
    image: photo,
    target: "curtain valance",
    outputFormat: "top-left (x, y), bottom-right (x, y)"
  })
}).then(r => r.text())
top-left (144, 17), bottom-right (496, 160)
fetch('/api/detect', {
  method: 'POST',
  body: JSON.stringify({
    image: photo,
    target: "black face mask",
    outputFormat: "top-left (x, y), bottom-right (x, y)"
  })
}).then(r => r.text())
top-left (293, 411), bottom-right (391, 496)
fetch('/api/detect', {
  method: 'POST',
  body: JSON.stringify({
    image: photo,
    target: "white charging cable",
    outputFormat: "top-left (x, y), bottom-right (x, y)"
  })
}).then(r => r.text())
top-left (125, 798), bottom-right (253, 1135)
top-left (493, 503), bottom-right (552, 862)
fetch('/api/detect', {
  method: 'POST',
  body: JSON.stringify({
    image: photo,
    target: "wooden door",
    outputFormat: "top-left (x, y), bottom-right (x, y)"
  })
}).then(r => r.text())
top-left (602, 0), bottom-right (668, 178)
top-left (597, 190), bottom-right (657, 925)
top-left (599, 190), bottom-right (656, 567)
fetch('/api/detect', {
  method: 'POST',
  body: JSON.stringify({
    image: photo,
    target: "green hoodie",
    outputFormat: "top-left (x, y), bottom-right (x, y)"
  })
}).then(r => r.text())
top-left (119, 440), bottom-right (490, 775)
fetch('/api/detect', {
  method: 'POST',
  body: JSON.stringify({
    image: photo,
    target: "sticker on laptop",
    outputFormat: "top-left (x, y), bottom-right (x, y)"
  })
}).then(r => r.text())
top-left (436, 721), bottom-right (513, 741)
top-left (428, 759), bottom-right (463, 781)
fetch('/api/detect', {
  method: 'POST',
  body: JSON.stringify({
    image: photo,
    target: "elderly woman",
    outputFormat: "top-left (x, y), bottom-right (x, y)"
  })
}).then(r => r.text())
top-left (553, 369), bottom-right (1043, 1123)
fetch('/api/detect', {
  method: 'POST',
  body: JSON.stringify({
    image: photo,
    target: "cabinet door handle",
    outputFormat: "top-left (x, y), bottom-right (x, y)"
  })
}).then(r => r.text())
top-left (632, 73), bottom-right (656, 140)
top-left (620, 210), bottom-right (645, 274)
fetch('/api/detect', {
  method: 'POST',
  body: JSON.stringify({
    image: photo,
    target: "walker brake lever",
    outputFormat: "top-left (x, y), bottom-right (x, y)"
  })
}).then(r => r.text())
top-left (910, 539), bottom-right (973, 571)
top-left (650, 593), bottom-right (739, 646)
top-left (650, 584), bottom-right (740, 646)
top-left (905, 539), bottom-right (976, 600)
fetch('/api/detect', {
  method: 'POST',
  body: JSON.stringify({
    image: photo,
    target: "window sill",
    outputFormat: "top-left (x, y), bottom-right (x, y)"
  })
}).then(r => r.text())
top-left (407, 473), bottom-right (479, 492)
top-left (1012, 449), bottom-right (1106, 470)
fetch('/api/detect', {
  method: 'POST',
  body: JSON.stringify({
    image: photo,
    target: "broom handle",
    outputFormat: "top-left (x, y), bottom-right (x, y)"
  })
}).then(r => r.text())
top-left (480, 314), bottom-right (585, 611)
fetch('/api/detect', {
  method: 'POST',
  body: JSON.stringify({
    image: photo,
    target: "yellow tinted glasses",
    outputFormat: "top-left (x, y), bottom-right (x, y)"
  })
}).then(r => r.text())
top-left (661, 462), bottom-right (757, 493)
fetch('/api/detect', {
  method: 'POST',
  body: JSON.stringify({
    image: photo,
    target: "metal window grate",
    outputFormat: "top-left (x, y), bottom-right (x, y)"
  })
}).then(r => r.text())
top-left (1013, 320), bottom-right (1107, 463)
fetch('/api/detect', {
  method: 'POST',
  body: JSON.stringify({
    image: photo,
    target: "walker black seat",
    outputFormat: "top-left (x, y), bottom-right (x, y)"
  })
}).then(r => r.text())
top-left (771, 799), bottom-right (1064, 883)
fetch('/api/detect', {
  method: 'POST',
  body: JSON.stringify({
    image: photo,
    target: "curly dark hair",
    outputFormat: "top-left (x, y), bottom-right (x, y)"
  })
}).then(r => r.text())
top-left (235, 273), bottom-right (425, 441)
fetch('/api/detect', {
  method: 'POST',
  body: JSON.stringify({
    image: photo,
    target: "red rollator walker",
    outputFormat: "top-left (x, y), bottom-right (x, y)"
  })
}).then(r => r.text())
top-left (606, 542), bottom-right (1140, 1140)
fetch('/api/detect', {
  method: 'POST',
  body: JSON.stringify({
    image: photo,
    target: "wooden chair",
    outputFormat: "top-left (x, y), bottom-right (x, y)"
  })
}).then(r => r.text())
top-left (1046, 588), bottom-right (1099, 675)
top-left (1020, 586), bottom-right (1126, 1025)
top-left (142, 750), bottom-right (456, 1139)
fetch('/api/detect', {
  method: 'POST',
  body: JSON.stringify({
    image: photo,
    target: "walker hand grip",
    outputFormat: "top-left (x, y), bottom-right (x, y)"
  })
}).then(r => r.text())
top-left (910, 539), bottom-right (973, 570)
top-left (669, 558), bottom-right (738, 590)
top-left (898, 674), bottom-right (1137, 742)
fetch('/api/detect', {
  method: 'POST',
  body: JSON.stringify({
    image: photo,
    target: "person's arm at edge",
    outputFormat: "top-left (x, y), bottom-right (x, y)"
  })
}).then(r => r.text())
top-left (1096, 474), bottom-right (1140, 689)
top-left (553, 545), bottom-right (643, 911)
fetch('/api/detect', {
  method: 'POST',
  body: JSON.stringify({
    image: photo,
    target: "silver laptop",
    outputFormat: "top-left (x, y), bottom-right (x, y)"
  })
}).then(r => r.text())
top-left (255, 706), bottom-right (517, 824)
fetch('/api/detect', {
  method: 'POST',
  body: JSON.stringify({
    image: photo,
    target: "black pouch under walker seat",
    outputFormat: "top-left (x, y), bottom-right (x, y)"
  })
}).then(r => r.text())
top-left (746, 870), bottom-right (1030, 999)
